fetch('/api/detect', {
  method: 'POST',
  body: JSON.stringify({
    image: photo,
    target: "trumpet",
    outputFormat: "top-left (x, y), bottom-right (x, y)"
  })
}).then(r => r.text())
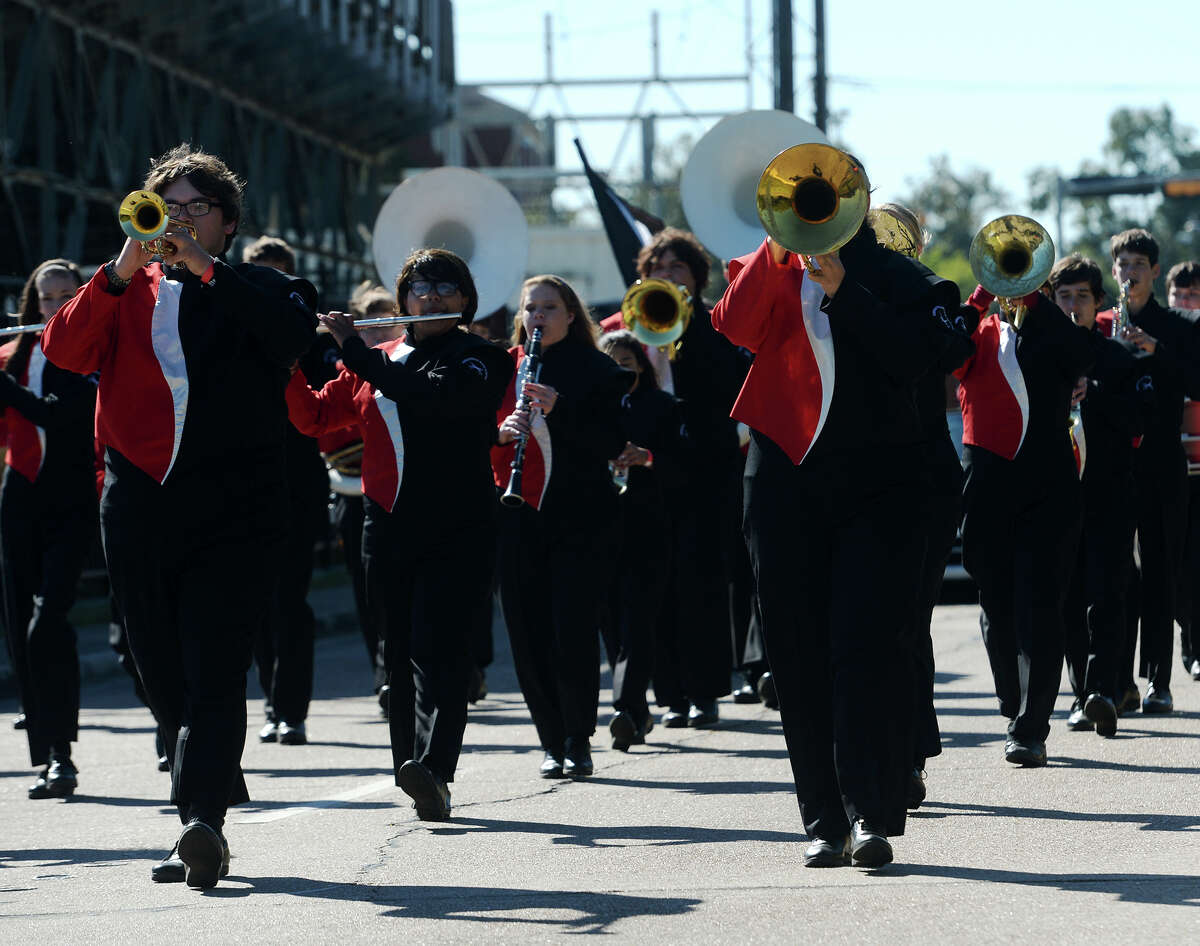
top-left (968, 215), bottom-right (1055, 329)
top-left (118, 190), bottom-right (197, 255)
top-left (620, 278), bottom-right (692, 356)
top-left (756, 143), bottom-right (870, 274)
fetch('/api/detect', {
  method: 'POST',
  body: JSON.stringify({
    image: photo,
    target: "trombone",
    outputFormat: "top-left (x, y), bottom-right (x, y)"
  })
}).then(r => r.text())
top-left (620, 279), bottom-right (692, 356)
top-left (968, 215), bottom-right (1055, 329)
top-left (756, 143), bottom-right (870, 273)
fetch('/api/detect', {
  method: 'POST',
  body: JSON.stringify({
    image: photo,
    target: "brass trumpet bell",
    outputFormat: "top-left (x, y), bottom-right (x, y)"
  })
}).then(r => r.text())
top-left (117, 189), bottom-right (197, 254)
top-left (621, 278), bottom-right (693, 353)
top-left (968, 214), bottom-right (1055, 299)
top-left (756, 144), bottom-right (870, 257)
top-left (119, 190), bottom-right (170, 242)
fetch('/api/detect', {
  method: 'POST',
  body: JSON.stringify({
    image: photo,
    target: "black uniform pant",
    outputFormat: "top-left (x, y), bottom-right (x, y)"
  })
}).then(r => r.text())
top-left (1177, 476), bottom-right (1200, 667)
top-left (745, 455), bottom-right (922, 841)
top-left (363, 499), bottom-right (493, 783)
top-left (500, 502), bottom-right (618, 754)
top-left (101, 462), bottom-right (283, 831)
top-left (654, 462), bottom-right (740, 707)
top-left (255, 468), bottom-right (327, 726)
top-left (0, 471), bottom-right (93, 767)
top-left (1065, 499), bottom-right (1135, 703)
top-left (1123, 458), bottom-right (1186, 690)
top-left (607, 498), bottom-right (670, 723)
top-left (333, 493), bottom-right (386, 690)
top-left (961, 452), bottom-right (1081, 744)
top-left (729, 470), bottom-right (766, 679)
top-left (913, 491), bottom-right (959, 767)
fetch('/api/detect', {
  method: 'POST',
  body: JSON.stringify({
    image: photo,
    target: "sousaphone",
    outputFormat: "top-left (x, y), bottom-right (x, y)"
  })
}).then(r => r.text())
top-left (372, 167), bottom-right (529, 320)
top-left (681, 110), bottom-right (829, 261)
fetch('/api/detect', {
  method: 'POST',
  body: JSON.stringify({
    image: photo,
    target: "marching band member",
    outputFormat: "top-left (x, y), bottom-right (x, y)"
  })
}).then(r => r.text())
top-left (1103, 230), bottom-right (1200, 714)
top-left (286, 249), bottom-right (512, 821)
top-left (243, 236), bottom-right (328, 747)
top-left (493, 275), bottom-right (631, 779)
top-left (955, 274), bottom-right (1093, 767)
top-left (1054, 255), bottom-right (1146, 737)
top-left (42, 144), bottom-right (318, 888)
top-left (1166, 261), bottom-right (1200, 682)
top-left (713, 201), bottom-right (965, 868)
top-left (598, 329), bottom-right (685, 751)
top-left (0, 259), bottom-right (96, 800)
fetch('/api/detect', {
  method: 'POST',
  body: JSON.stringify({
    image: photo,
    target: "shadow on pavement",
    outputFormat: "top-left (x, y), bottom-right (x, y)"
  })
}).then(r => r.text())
top-left (1052, 755), bottom-right (1200, 776)
top-left (203, 879), bottom-right (703, 932)
top-left (920, 800), bottom-right (1200, 831)
top-left (879, 863), bottom-right (1200, 906)
top-left (0, 847), bottom-right (164, 867)
top-left (242, 767), bottom-right (394, 779)
top-left (582, 776), bottom-right (796, 796)
top-left (423, 815), bottom-right (801, 848)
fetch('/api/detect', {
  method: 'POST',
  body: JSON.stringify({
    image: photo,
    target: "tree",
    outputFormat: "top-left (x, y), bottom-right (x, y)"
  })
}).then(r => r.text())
top-left (1029, 105), bottom-right (1200, 298)
top-left (900, 155), bottom-right (1010, 259)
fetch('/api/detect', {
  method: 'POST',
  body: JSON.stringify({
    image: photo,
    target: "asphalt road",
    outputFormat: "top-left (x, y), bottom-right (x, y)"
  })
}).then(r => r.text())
top-left (2, 604), bottom-right (1198, 943)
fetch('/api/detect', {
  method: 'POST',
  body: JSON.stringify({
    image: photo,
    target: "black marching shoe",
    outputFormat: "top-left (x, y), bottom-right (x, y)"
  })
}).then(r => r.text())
top-left (258, 720), bottom-right (278, 743)
top-left (1115, 685), bottom-right (1141, 716)
top-left (1066, 699), bottom-right (1093, 731)
top-left (687, 699), bottom-right (719, 729)
top-left (539, 751), bottom-right (565, 779)
top-left (152, 836), bottom-right (230, 884)
top-left (662, 705), bottom-right (690, 728)
top-left (563, 737), bottom-right (593, 778)
top-left (176, 820), bottom-right (225, 889)
top-left (397, 760), bottom-right (451, 821)
top-left (610, 711), bottom-right (654, 751)
top-left (13, 713), bottom-right (27, 730)
top-left (850, 821), bottom-right (893, 868)
top-left (1191, 658), bottom-right (1200, 681)
top-left (803, 835), bottom-right (850, 868)
top-left (732, 675), bottom-right (761, 704)
top-left (907, 768), bottom-right (927, 810)
top-left (1083, 692), bottom-right (1118, 737)
top-left (278, 721), bottom-right (308, 745)
top-left (377, 684), bottom-right (391, 720)
top-left (28, 759), bottom-right (78, 799)
top-left (1142, 685), bottom-right (1173, 714)
top-left (1004, 738), bottom-right (1047, 767)
top-left (757, 672), bottom-right (780, 710)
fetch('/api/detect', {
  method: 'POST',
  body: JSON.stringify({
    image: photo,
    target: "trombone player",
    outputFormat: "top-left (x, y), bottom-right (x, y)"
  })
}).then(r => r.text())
top-left (712, 147), bottom-right (966, 868)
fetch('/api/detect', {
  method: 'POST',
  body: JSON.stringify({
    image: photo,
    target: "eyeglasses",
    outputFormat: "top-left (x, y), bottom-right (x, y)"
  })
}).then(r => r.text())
top-left (164, 199), bottom-right (219, 218)
top-left (409, 279), bottom-right (460, 298)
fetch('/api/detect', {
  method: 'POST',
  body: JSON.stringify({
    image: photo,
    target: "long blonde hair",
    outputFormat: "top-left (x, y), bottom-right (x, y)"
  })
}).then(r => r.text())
top-left (510, 274), bottom-right (598, 348)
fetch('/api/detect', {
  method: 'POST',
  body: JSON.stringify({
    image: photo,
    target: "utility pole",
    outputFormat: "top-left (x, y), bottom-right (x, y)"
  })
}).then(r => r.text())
top-left (813, 0), bottom-right (827, 131)
top-left (772, 0), bottom-right (794, 113)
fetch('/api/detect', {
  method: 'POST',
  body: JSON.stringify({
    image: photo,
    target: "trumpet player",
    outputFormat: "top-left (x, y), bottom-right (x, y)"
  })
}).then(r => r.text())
top-left (41, 144), bottom-right (319, 889)
top-left (286, 249), bottom-right (512, 821)
top-left (712, 182), bottom-right (965, 868)
top-left (1103, 230), bottom-right (1200, 715)
top-left (1053, 255), bottom-right (1148, 737)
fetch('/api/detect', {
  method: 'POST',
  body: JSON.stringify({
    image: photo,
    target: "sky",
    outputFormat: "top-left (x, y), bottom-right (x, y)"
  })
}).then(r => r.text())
top-left (452, 0), bottom-right (1200, 241)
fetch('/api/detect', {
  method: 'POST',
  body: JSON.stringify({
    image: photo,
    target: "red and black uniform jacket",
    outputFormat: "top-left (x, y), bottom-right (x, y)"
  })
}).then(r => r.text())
top-left (1096, 296), bottom-right (1200, 476)
top-left (954, 290), bottom-right (1093, 482)
top-left (287, 328), bottom-right (512, 519)
top-left (491, 336), bottom-right (631, 515)
top-left (711, 226), bottom-right (964, 482)
top-left (0, 336), bottom-right (97, 502)
top-left (42, 260), bottom-right (317, 510)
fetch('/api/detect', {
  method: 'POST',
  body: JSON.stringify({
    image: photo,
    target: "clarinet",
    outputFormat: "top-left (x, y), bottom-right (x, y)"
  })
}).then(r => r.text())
top-left (501, 327), bottom-right (544, 508)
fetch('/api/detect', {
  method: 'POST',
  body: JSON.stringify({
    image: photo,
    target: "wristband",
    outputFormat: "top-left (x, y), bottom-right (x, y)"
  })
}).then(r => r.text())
top-left (103, 261), bottom-right (131, 293)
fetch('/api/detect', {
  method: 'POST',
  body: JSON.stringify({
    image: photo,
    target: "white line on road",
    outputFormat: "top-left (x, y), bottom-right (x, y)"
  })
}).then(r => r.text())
top-left (235, 777), bottom-right (396, 824)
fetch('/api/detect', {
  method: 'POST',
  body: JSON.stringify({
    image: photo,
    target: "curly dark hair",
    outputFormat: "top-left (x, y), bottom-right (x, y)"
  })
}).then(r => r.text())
top-left (636, 227), bottom-right (711, 295)
top-left (144, 143), bottom-right (245, 253)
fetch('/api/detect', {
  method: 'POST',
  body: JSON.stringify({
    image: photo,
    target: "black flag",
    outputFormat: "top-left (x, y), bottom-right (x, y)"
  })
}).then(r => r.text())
top-left (574, 138), bottom-right (659, 286)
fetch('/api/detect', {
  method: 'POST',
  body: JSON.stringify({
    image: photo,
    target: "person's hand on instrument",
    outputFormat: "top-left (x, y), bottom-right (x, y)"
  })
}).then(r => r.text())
top-left (318, 311), bottom-right (359, 347)
top-left (497, 407), bottom-right (532, 445)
